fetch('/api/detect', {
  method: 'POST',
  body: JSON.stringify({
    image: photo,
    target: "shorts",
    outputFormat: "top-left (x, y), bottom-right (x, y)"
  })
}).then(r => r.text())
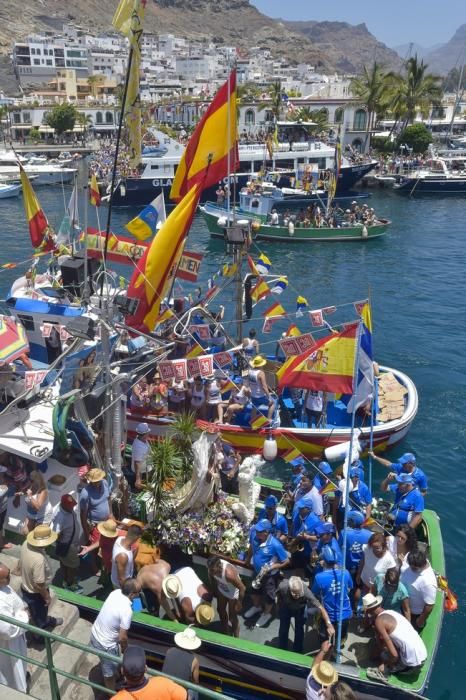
top-left (90, 635), bottom-right (120, 678)
top-left (251, 395), bottom-right (269, 409)
top-left (58, 542), bottom-right (80, 569)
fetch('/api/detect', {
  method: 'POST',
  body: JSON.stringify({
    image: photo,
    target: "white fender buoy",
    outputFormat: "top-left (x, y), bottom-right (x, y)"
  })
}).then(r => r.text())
top-left (288, 221), bottom-right (295, 237)
top-left (263, 435), bottom-right (278, 461)
top-left (361, 225), bottom-right (368, 238)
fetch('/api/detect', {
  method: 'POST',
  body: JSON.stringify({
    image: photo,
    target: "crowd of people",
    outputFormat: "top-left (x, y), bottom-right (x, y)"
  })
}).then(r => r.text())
top-left (266, 200), bottom-right (379, 230)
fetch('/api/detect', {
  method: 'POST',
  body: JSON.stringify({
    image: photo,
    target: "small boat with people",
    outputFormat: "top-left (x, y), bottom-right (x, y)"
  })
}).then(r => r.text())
top-left (394, 153), bottom-right (466, 194)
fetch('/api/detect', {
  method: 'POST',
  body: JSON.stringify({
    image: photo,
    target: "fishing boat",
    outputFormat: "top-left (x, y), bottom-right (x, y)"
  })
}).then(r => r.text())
top-left (0, 182), bottom-right (21, 199)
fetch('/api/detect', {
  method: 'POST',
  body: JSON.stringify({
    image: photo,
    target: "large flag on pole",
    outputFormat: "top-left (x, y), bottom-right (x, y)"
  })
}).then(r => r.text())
top-left (19, 166), bottom-right (55, 251)
top-left (89, 173), bottom-right (101, 207)
top-left (125, 183), bottom-right (201, 332)
top-left (112, 0), bottom-right (145, 167)
top-left (125, 193), bottom-right (166, 240)
top-left (170, 70), bottom-right (238, 201)
top-left (277, 323), bottom-right (358, 393)
top-left (347, 303), bottom-right (374, 413)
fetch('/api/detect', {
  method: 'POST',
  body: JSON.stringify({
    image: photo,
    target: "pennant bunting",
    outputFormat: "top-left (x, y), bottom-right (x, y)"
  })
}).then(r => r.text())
top-left (354, 299), bottom-right (368, 316)
top-left (271, 277), bottom-right (288, 294)
top-left (20, 166), bottom-right (55, 251)
top-left (251, 278), bottom-right (271, 303)
top-left (296, 296), bottom-right (308, 318)
top-left (283, 446), bottom-right (302, 463)
top-left (251, 414), bottom-right (269, 430)
top-left (89, 173), bottom-right (101, 207)
top-left (256, 253), bottom-right (272, 275)
top-left (310, 309), bottom-right (324, 327)
top-left (286, 323), bottom-right (301, 337)
top-left (263, 301), bottom-right (286, 319)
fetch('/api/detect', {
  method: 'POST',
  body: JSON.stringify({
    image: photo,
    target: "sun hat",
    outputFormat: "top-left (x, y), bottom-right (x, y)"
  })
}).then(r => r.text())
top-left (27, 524), bottom-right (58, 548)
top-left (362, 593), bottom-right (383, 611)
top-left (399, 452), bottom-right (416, 465)
top-left (320, 545), bottom-right (338, 563)
top-left (250, 355), bottom-right (267, 368)
top-left (255, 518), bottom-right (272, 533)
top-left (97, 519), bottom-right (118, 538)
top-left (347, 510), bottom-right (365, 526)
top-left (265, 495), bottom-right (278, 508)
top-left (318, 461), bottom-right (332, 475)
top-left (311, 660), bottom-right (338, 687)
top-left (162, 574), bottom-right (182, 599)
top-left (194, 603), bottom-right (214, 626)
top-left (60, 494), bottom-right (77, 509)
top-left (396, 473), bottom-right (414, 484)
top-left (87, 467), bottom-right (106, 483)
top-left (136, 422), bottom-right (150, 435)
top-left (122, 645), bottom-right (146, 677)
top-left (174, 625), bottom-right (202, 650)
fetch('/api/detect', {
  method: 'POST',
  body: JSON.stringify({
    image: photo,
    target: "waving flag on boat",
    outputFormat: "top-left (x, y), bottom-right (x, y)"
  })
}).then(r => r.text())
top-left (251, 279), bottom-right (271, 303)
top-left (19, 166), bottom-right (55, 252)
top-left (347, 303), bottom-right (374, 413)
top-left (283, 447), bottom-right (302, 463)
top-left (125, 193), bottom-right (166, 240)
top-left (125, 183), bottom-right (201, 332)
top-left (263, 302), bottom-right (286, 319)
top-left (296, 296), bottom-right (308, 318)
top-left (170, 70), bottom-right (238, 201)
top-left (286, 323), bottom-right (301, 337)
top-left (271, 277), bottom-right (288, 294)
top-left (277, 323), bottom-right (358, 393)
top-left (89, 174), bottom-right (101, 207)
top-left (256, 254), bottom-right (272, 275)
top-left (247, 256), bottom-right (260, 276)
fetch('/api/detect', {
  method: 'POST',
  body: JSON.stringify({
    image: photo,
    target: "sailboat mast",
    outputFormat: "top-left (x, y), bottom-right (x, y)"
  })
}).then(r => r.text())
top-left (448, 52), bottom-right (465, 137)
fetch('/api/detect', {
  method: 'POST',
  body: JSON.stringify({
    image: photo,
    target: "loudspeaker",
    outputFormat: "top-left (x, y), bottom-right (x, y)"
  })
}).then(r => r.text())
top-left (60, 254), bottom-right (98, 298)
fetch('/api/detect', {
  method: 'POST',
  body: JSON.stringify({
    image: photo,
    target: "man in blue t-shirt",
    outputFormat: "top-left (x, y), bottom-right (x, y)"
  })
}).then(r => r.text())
top-left (337, 510), bottom-right (372, 576)
top-left (258, 495), bottom-right (288, 542)
top-left (381, 472), bottom-right (424, 529)
top-left (289, 500), bottom-right (321, 571)
top-left (244, 519), bottom-right (290, 627)
top-left (333, 467), bottom-right (372, 530)
top-left (312, 545), bottom-right (353, 642)
top-left (369, 450), bottom-right (428, 494)
top-left (315, 522), bottom-right (343, 569)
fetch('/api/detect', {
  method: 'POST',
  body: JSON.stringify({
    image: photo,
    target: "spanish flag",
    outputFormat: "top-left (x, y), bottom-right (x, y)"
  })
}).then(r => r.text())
top-left (263, 301), bottom-right (286, 319)
top-left (125, 183), bottom-right (201, 333)
top-left (286, 324), bottom-right (301, 337)
top-left (277, 323), bottom-right (358, 394)
top-left (186, 343), bottom-right (204, 359)
top-left (170, 70), bottom-right (238, 201)
top-left (251, 278), bottom-right (271, 303)
top-left (20, 166), bottom-right (55, 251)
top-left (220, 378), bottom-right (236, 395)
top-left (283, 447), bottom-right (302, 463)
top-left (251, 414), bottom-right (269, 430)
top-left (89, 174), bottom-right (101, 207)
top-left (155, 308), bottom-right (175, 326)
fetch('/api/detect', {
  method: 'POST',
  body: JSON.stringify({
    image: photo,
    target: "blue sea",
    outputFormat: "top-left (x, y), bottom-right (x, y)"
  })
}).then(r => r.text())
top-left (0, 179), bottom-right (464, 698)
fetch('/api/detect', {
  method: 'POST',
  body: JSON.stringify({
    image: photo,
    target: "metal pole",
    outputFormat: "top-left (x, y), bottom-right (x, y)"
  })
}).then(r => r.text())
top-left (45, 635), bottom-right (61, 700)
top-left (100, 317), bottom-right (113, 477)
top-left (82, 183), bottom-right (89, 302)
top-left (336, 321), bottom-right (362, 663)
top-left (235, 245), bottom-right (243, 344)
top-left (368, 377), bottom-right (377, 492)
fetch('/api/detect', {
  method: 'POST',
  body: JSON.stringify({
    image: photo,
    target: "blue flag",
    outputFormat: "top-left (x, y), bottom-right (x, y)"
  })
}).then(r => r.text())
top-left (125, 193), bottom-right (166, 240)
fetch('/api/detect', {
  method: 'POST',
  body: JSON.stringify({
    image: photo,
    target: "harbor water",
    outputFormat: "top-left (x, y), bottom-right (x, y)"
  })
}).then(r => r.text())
top-left (0, 182), bottom-right (464, 698)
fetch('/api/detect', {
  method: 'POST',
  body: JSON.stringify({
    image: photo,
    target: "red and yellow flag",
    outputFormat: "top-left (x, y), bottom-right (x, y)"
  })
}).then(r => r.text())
top-left (20, 166), bottom-right (54, 251)
top-left (186, 343), bottom-right (204, 359)
top-left (251, 414), bottom-right (269, 430)
top-left (89, 174), bottom-right (101, 207)
top-left (263, 301), bottom-right (286, 318)
top-left (170, 70), bottom-right (238, 201)
top-left (251, 278), bottom-right (271, 303)
top-left (126, 183), bottom-right (201, 332)
top-left (286, 324), bottom-right (301, 337)
top-left (277, 323), bottom-right (358, 394)
top-left (283, 447), bottom-right (302, 463)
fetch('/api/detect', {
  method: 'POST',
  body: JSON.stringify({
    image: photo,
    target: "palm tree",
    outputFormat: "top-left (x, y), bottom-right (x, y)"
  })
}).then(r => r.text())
top-left (294, 107), bottom-right (329, 134)
top-left (267, 80), bottom-right (283, 124)
top-left (146, 437), bottom-right (183, 517)
top-left (169, 412), bottom-right (200, 483)
top-left (350, 62), bottom-right (387, 147)
top-left (76, 112), bottom-right (93, 141)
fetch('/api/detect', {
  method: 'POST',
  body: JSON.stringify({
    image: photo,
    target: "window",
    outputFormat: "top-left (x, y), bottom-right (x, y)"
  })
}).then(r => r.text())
top-left (17, 314), bottom-right (34, 331)
top-left (265, 110), bottom-right (274, 123)
top-left (13, 113), bottom-right (21, 124)
top-left (245, 109), bottom-right (255, 125)
top-left (353, 109), bottom-right (367, 131)
top-left (23, 112), bottom-right (31, 123)
top-left (46, 60), bottom-right (53, 66)
top-left (105, 111), bottom-right (113, 124)
top-left (33, 59), bottom-right (40, 66)
top-left (334, 107), bottom-right (344, 124)
top-left (31, 48), bottom-right (35, 55)
top-left (95, 111), bottom-right (103, 124)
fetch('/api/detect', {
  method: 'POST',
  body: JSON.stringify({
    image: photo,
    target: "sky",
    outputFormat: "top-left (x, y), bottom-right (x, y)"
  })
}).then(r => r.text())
top-left (249, 0), bottom-right (464, 48)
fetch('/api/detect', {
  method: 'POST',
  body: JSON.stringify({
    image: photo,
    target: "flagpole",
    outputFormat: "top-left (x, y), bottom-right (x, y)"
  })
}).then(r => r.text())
top-left (83, 183), bottom-right (90, 302)
top-left (100, 46), bottom-right (134, 295)
top-left (336, 319), bottom-right (363, 663)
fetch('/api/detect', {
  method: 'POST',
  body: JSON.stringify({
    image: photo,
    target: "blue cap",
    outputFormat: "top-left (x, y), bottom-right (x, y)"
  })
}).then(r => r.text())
top-left (396, 473), bottom-right (414, 484)
top-left (290, 457), bottom-right (305, 467)
top-left (296, 498), bottom-right (311, 511)
top-left (321, 545), bottom-right (337, 563)
top-left (351, 459), bottom-right (364, 469)
top-left (318, 461), bottom-right (332, 475)
top-left (265, 495), bottom-right (278, 508)
top-left (316, 522), bottom-right (336, 536)
top-left (347, 510), bottom-right (365, 526)
top-left (399, 452), bottom-right (416, 465)
top-left (349, 467), bottom-right (361, 478)
top-left (255, 519), bottom-right (272, 533)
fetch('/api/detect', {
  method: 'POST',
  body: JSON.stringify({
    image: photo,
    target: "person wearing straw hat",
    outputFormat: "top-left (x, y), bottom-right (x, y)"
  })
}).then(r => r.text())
top-left (112, 645), bottom-right (187, 700)
top-left (305, 639), bottom-right (338, 699)
top-left (137, 559), bottom-right (175, 618)
top-left (162, 626), bottom-right (201, 697)
top-left (79, 468), bottom-right (111, 545)
top-left (131, 423), bottom-right (151, 491)
top-left (17, 524), bottom-right (63, 633)
top-left (162, 567), bottom-right (213, 625)
top-left (248, 355), bottom-right (274, 421)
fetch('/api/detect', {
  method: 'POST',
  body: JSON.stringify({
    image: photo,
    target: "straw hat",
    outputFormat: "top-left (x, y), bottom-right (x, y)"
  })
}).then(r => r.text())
top-left (97, 519), bottom-right (118, 538)
top-left (250, 355), bottom-right (267, 368)
top-left (311, 660), bottom-right (338, 687)
top-left (362, 593), bottom-right (383, 611)
top-left (27, 524), bottom-right (58, 548)
top-left (162, 574), bottom-right (182, 599)
top-left (194, 603), bottom-right (214, 626)
top-left (87, 468), bottom-right (106, 483)
top-left (174, 625), bottom-right (202, 650)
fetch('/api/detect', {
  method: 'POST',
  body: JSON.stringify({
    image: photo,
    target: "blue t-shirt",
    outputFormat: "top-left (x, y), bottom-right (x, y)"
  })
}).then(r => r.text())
top-left (338, 481), bottom-right (372, 511)
top-left (316, 536), bottom-right (343, 565)
top-left (338, 527), bottom-right (372, 571)
top-left (389, 484), bottom-right (425, 525)
top-left (292, 511), bottom-right (321, 537)
top-left (257, 509), bottom-right (289, 537)
top-left (312, 568), bottom-right (353, 622)
top-left (250, 531), bottom-right (289, 573)
top-left (79, 481), bottom-right (110, 523)
top-left (392, 463), bottom-right (428, 492)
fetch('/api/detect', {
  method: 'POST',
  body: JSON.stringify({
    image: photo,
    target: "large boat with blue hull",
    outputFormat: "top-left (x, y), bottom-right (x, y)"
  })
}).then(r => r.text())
top-left (394, 154), bottom-right (466, 194)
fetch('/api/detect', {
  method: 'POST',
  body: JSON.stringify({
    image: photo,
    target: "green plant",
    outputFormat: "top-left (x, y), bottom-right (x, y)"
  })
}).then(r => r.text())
top-left (146, 437), bottom-right (183, 517)
top-left (399, 122), bottom-right (432, 154)
top-left (45, 102), bottom-right (78, 135)
top-left (371, 135), bottom-right (395, 154)
top-left (29, 127), bottom-right (41, 141)
top-left (169, 411), bottom-right (200, 483)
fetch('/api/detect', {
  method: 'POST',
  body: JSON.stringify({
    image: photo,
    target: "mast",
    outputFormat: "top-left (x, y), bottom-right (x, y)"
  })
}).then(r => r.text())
top-left (448, 51), bottom-right (465, 138)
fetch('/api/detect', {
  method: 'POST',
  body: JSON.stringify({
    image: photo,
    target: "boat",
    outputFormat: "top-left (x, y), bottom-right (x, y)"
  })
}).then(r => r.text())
top-left (394, 154), bottom-right (466, 194)
top-left (0, 182), bottom-right (21, 199)
top-left (108, 122), bottom-right (377, 207)
top-left (0, 150), bottom-right (76, 185)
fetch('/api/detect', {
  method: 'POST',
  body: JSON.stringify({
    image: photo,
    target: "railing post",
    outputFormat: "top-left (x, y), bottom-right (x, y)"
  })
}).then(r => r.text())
top-left (45, 636), bottom-right (61, 700)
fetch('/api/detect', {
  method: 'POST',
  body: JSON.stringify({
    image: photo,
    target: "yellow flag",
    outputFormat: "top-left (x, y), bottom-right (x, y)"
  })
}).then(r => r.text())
top-left (112, 0), bottom-right (145, 48)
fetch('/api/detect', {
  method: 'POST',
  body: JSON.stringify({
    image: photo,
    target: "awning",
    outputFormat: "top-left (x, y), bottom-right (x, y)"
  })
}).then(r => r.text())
top-left (39, 125), bottom-right (54, 133)
top-left (0, 315), bottom-right (29, 364)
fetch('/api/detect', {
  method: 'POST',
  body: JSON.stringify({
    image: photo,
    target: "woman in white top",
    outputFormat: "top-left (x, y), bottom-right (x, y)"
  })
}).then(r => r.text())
top-left (189, 376), bottom-right (206, 419)
top-left (358, 532), bottom-right (397, 589)
top-left (205, 377), bottom-right (221, 422)
top-left (242, 329), bottom-right (259, 358)
top-left (207, 555), bottom-right (245, 637)
top-left (386, 524), bottom-right (418, 573)
top-left (22, 470), bottom-right (53, 533)
top-left (168, 379), bottom-right (187, 413)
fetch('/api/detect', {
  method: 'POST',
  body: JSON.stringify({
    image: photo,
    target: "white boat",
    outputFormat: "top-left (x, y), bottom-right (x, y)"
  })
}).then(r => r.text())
top-left (0, 150), bottom-right (76, 185)
top-left (0, 182), bottom-right (21, 199)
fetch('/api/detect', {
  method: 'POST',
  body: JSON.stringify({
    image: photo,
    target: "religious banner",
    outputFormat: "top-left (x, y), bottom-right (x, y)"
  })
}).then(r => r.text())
top-left (295, 333), bottom-right (316, 354)
top-left (186, 357), bottom-right (201, 377)
top-left (172, 359), bottom-right (188, 381)
top-left (323, 306), bottom-right (337, 315)
top-left (198, 354), bottom-right (214, 377)
top-left (158, 361), bottom-right (176, 382)
top-left (24, 370), bottom-right (48, 391)
top-left (310, 309), bottom-right (324, 327)
top-left (354, 299), bottom-right (368, 316)
top-left (213, 351), bottom-right (232, 368)
top-left (278, 337), bottom-right (300, 357)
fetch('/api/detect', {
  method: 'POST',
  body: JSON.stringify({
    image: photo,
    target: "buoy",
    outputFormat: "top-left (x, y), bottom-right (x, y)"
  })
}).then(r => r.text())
top-left (217, 216), bottom-right (227, 227)
top-left (251, 221), bottom-right (261, 232)
top-left (288, 221), bottom-right (295, 236)
top-left (263, 434), bottom-right (278, 461)
top-left (361, 225), bottom-right (368, 238)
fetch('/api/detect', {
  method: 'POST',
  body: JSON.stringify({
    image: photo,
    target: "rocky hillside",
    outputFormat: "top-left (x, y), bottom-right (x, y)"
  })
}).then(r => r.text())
top-left (0, 0), bottom-right (403, 90)
top-left (424, 25), bottom-right (466, 74)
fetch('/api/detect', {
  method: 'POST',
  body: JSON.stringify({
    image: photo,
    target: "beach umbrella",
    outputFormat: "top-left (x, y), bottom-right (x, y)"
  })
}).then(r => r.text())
top-left (0, 315), bottom-right (30, 365)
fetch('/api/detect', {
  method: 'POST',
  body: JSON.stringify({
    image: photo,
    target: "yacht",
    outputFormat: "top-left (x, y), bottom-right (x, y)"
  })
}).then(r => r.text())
top-left (108, 123), bottom-right (377, 206)
top-left (0, 150), bottom-right (76, 185)
top-left (394, 153), bottom-right (466, 194)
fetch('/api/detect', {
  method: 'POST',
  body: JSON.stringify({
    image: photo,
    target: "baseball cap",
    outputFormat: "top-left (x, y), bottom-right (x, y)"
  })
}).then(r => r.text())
top-left (399, 452), bottom-right (416, 465)
top-left (396, 473), bottom-right (414, 484)
top-left (61, 494), bottom-right (77, 508)
top-left (316, 522), bottom-right (336, 536)
top-left (321, 545), bottom-right (337, 563)
top-left (296, 498), bottom-right (311, 511)
top-left (255, 519), bottom-right (272, 533)
top-left (290, 456), bottom-right (305, 467)
top-left (347, 510), bottom-right (365, 526)
top-left (265, 495), bottom-right (278, 508)
top-left (351, 459), bottom-right (364, 469)
top-left (318, 461), bottom-right (332, 475)
top-left (122, 646), bottom-right (146, 677)
top-left (349, 467), bottom-right (361, 478)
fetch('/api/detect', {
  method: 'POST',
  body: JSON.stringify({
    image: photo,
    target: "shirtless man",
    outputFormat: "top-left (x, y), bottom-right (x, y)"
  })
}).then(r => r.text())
top-left (136, 560), bottom-right (175, 619)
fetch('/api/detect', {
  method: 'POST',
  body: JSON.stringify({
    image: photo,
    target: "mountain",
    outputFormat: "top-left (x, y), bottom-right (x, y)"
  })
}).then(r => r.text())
top-left (0, 0), bottom-right (403, 91)
top-left (281, 20), bottom-right (403, 73)
top-left (424, 25), bottom-right (466, 74)
top-left (393, 42), bottom-right (435, 60)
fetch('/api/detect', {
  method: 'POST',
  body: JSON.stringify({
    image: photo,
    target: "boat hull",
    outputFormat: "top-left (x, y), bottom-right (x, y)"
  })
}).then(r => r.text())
top-left (395, 177), bottom-right (466, 194)
top-left (0, 184), bottom-right (21, 199)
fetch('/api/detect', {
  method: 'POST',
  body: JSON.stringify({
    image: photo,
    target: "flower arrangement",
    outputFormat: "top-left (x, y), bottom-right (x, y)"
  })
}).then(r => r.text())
top-left (152, 491), bottom-right (250, 557)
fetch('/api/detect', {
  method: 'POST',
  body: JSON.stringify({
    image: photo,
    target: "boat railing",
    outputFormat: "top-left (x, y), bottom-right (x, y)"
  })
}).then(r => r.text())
top-left (0, 610), bottom-right (231, 700)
